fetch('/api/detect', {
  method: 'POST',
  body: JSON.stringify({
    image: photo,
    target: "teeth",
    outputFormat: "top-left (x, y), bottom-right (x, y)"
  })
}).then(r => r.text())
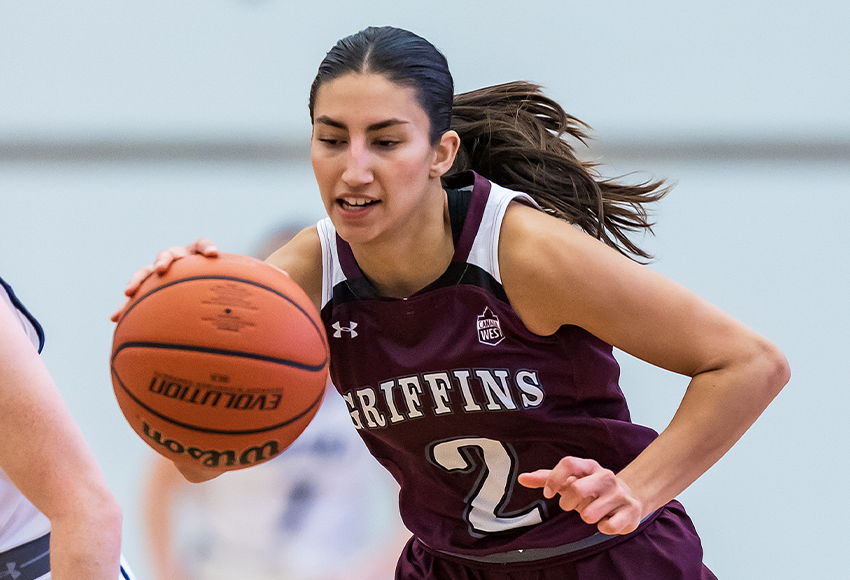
top-left (342, 198), bottom-right (374, 207)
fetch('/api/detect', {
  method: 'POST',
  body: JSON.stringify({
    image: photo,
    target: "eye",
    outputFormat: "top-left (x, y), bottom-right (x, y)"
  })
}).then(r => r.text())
top-left (375, 139), bottom-right (401, 149)
top-left (317, 137), bottom-right (345, 147)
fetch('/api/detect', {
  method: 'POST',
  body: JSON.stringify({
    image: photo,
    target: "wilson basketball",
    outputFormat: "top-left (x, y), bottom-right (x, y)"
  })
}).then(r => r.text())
top-left (111, 253), bottom-right (329, 472)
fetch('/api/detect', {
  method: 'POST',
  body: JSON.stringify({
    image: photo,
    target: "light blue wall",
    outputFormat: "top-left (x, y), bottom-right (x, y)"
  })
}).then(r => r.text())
top-left (1, 1), bottom-right (848, 141)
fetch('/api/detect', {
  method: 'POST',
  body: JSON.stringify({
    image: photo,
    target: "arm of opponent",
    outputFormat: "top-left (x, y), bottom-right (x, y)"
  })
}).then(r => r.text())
top-left (501, 202), bottom-right (790, 535)
top-left (0, 299), bottom-right (123, 579)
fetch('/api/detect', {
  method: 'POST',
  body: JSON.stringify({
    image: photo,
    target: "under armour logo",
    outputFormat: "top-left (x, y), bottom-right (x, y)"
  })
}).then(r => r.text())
top-left (332, 321), bottom-right (358, 338)
top-left (5, 562), bottom-right (20, 579)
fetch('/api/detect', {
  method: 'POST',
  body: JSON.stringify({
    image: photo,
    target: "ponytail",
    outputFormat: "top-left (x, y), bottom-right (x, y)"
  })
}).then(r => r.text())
top-left (446, 81), bottom-right (669, 261)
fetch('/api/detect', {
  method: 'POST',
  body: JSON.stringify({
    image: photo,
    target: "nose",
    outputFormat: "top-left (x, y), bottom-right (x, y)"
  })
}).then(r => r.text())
top-left (341, 139), bottom-right (374, 187)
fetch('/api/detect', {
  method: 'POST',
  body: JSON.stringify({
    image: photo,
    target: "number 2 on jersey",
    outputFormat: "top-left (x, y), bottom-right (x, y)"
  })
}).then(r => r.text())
top-left (429, 437), bottom-right (545, 536)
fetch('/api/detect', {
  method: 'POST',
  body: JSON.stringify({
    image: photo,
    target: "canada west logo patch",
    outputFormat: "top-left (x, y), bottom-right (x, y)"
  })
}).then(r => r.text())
top-left (476, 306), bottom-right (504, 346)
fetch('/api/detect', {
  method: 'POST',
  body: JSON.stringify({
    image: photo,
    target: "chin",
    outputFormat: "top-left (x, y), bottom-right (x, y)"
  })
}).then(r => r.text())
top-left (331, 220), bottom-right (378, 246)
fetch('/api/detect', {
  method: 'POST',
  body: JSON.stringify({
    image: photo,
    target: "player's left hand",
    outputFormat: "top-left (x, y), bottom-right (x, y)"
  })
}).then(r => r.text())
top-left (518, 456), bottom-right (643, 535)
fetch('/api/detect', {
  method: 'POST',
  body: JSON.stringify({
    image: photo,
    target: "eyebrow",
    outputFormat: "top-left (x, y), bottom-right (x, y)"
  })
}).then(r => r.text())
top-left (314, 116), bottom-right (409, 132)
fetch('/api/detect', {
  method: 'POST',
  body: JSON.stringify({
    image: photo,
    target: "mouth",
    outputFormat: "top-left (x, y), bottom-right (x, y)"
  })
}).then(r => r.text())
top-left (338, 197), bottom-right (380, 211)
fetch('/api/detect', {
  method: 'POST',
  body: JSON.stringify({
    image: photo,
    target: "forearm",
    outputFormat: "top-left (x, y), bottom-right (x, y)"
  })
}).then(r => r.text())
top-left (143, 457), bottom-right (193, 580)
top-left (618, 343), bottom-right (789, 517)
top-left (48, 499), bottom-right (123, 580)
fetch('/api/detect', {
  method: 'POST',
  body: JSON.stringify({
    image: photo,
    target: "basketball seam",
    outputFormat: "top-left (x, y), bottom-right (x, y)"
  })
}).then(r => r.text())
top-left (118, 273), bottom-right (329, 351)
top-left (110, 365), bottom-right (325, 435)
top-left (112, 341), bottom-right (328, 372)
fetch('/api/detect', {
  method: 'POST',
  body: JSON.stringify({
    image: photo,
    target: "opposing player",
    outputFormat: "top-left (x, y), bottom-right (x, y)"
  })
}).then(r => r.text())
top-left (1, 276), bottom-right (136, 579)
top-left (116, 26), bottom-right (790, 579)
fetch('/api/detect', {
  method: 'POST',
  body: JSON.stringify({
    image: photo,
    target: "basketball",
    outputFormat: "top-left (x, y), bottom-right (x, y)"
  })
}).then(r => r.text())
top-left (111, 253), bottom-right (329, 472)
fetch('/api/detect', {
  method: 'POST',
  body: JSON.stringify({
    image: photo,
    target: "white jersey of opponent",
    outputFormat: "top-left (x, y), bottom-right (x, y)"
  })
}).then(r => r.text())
top-left (0, 279), bottom-right (52, 553)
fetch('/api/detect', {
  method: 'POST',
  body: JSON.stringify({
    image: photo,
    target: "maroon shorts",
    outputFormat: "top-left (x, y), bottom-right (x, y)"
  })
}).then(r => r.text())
top-left (395, 501), bottom-right (718, 580)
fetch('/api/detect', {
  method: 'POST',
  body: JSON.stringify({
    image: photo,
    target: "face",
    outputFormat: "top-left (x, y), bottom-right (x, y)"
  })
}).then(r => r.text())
top-left (310, 73), bottom-right (456, 247)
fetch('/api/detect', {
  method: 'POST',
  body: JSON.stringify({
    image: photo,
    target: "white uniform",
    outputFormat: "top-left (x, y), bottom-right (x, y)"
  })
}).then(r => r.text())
top-left (0, 276), bottom-right (135, 580)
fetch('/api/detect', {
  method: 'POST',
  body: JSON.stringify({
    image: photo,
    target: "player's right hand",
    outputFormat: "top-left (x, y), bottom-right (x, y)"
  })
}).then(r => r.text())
top-left (173, 461), bottom-right (224, 484)
top-left (110, 238), bottom-right (219, 322)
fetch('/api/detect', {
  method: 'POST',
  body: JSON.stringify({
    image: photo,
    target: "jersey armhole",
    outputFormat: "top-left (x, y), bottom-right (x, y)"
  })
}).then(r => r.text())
top-left (0, 276), bottom-right (45, 353)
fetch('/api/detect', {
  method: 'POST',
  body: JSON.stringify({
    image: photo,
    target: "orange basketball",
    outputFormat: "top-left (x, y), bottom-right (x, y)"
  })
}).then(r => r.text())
top-left (111, 253), bottom-right (328, 472)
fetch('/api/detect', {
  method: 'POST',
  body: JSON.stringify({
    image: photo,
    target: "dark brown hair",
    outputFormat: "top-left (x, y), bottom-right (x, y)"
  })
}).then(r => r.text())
top-left (312, 27), bottom-right (669, 261)
top-left (449, 81), bottom-right (669, 261)
top-left (309, 26), bottom-right (452, 145)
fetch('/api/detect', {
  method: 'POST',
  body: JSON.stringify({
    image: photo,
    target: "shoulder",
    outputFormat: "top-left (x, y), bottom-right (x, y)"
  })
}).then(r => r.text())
top-left (499, 199), bottom-right (604, 279)
top-left (265, 226), bottom-right (323, 311)
top-left (499, 201), bottom-right (647, 335)
top-left (499, 203), bottom-right (573, 332)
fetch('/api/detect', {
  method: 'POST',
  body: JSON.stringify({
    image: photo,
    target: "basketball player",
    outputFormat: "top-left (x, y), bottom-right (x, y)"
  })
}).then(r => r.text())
top-left (115, 27), bottom-right (790, 579)
top-left (0, 276), bottom-right (136, 580)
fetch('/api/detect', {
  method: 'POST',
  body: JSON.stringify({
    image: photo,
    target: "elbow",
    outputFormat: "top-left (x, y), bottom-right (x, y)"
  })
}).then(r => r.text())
top-left (47, 485), bottom-right (123, 549)
top-left (772, 348), bottom-right (791, 396)
top-left (84, 484), bottom-right (123, 536)
top-left (754, 337), bottom-right (791, 402)
top-left (102, 494), bottom-right (124, 534)
top-left (84, 479), bottom-right (124, 534)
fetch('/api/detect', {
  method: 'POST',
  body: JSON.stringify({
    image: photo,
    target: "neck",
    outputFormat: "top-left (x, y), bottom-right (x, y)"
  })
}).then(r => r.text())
top-left (350, 190), bottom-right (453, 299)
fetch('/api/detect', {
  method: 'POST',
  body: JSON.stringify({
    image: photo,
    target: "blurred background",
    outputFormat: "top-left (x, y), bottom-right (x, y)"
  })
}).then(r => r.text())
top-left (1, 1), bottom-right (847, 578)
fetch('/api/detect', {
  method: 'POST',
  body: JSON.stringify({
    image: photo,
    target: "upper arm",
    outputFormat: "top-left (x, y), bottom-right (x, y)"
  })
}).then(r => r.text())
top-left (265, 225), bottom-right (324, 312)
top-left (0, 298), bottom-right (116, 520)
top-left (499, 202), bottom-right (774, 379)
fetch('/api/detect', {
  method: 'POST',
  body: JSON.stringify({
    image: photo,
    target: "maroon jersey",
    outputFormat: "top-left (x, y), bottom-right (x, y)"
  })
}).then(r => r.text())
top-left (317, 171), bottom-right (659, 560)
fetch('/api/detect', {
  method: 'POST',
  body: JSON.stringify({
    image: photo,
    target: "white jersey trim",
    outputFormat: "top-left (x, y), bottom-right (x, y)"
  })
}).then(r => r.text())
top-left (466, 182), bottom-right (535, 285)
top-left (317, 218), bottom-right (344, 310)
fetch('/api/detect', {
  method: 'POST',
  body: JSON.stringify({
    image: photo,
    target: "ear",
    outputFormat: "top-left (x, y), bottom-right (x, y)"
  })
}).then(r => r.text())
top-left (429, 130), bottom-right (461, 178)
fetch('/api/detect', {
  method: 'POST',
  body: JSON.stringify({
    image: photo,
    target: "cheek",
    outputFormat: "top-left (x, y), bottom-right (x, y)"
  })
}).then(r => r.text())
top-left (311, 154), bottom-right (336, 187)
top-left (387, 149), bottom-right (436, 184)
top-left (310, 159), bottom-right (337, 212)
top-left (310, 151), bottom-right (331, 180)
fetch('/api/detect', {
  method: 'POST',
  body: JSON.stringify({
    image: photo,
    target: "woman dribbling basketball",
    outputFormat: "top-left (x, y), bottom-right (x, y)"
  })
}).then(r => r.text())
top-left (117, 26), bottom-right (790, 579)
